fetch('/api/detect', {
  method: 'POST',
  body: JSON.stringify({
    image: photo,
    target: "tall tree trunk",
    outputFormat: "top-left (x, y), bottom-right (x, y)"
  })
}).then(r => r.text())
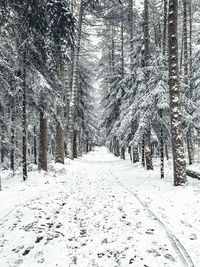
top-left (129, 0), bottom-right (134, 71)
top-left (51, 138), bottom-right (56, 157)
top-left (159, 0), bottom-right (168, 179)
top-left (22, 48), bottom-right (27, 180)
top-left (142, 137), bottom-right (145, 167)
top-left (33, 126), bottom-right (37, 165)
top-left (10, 108), bottom-right (15, 170)
top-left (121, 14), bottom-right (124, 79)
top-left (168, 0), bottom-right (187, 185)
top-left (116, 140), bottom-right (120, 157)
top-left (165, 143), bottom-right (169, 160)
top-left (65, 63), bottom-right (71, 122)
top-left (111, 25), bottom-right (115, 73)
top-left (160, 113), bottom-right (164, 179)
top-left (77, 133), bottom-right (82, 158)
top-left (68, 1), bottom-right (83, 159)
top-left (144, 0), bottom-right (153, 170)
top-left (121, 147), bottom-right (125, 160)
top-left (64, 63), bottom-right (71, 157)
top-left (163, 0), bottom-right (168, 55)
top-left (184, 1), bottom-right (194, 165)
top-left (74, 131), bottom-right (78, 158)
top-left (38, 100), bottom-right (48, 171)
top-left (86, 140), bottom-right (89, 154)
top-left (129, 146), bottom-right (132, 161)
top-left (55, 70), bottom-right (65, 164)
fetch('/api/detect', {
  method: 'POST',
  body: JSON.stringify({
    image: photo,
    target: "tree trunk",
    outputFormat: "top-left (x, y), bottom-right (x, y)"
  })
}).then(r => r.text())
top-left (144, 0), bottom-right (153, 170)
top-left (160, 119), bottom-right (164, 179)
top-left (55, 70), bottom-right (65, 164)
top-left (121, 147), bottom-right (125, 160)
top-left (86, 140), bottom-right (89, 153)
top-left (129, 0), bottom-right (134, 71)
top-left (145, 128), bottom-right (153, 170)
top-left (51, 138), bottom-right (56, 157)
top-left (129, 146), bottom-right (132, 161)
top-left (68, 1), bottom-right (83, 159)
top-left (65, 62), bottom-right (70, 158)
top-left (165, 143), bottom-right (169, 160)
top-left (74, 132), bottom-right (78, 158)
top-left (185, 1), bottom-right (194, 165)
top-left (111, 26), bottom-right (115, 73)
top-left (133, 146), bottom-right (139, 163)
top-left (10, 109), bottom-right (15, 170)
top-left (163, 0), bottom-right (168, 54)
top-left (38, 100), bottom-right (48, 171)
top-left (160, 0), bottom-right (168, 178)
top-left (116, 140), bottom-right (120, 157)
top-left (168, 0), bottom-right (187, 185)
top-left (121, 14), bottom-right (124, 79)
top-left (77, 134), bottom-right (83, 158)
top-left (33, 126), bottom-right (37, 165)
top-left (142, 137), bottom-right (145, 167)
top-left (22, 48), bottom-right (27, 180)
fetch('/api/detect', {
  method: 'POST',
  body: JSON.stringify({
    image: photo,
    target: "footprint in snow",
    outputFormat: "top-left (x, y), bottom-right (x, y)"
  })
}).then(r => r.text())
top-left (189, 233), bottom-right (197, 240)
top-left (12, 245), bottom-right (25, 253)
top-left (35, 236), bottom-right (44, 243)
top-left (180, 220), bottom-right (192, 228)
top-left (147, 249), bottom-right (161, 257)
top-left (22, 246), bottom-right (34, 256)
top-left (164, 253), bottom-right (175, 262)
top-left (145, 229), bottom-right (154, 235)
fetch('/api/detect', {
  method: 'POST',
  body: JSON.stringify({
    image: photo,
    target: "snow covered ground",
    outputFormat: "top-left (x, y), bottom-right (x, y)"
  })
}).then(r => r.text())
top-left (0, 147), bottom-right (199, 267)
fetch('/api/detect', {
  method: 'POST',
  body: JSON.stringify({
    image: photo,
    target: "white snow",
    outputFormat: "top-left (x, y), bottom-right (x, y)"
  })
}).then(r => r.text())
top-left (0, 147), bottom-right (199, 267)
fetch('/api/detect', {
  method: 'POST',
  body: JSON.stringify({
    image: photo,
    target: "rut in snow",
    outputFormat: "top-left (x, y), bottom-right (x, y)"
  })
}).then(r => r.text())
top-left (110, 168), bottom-right (194, 267)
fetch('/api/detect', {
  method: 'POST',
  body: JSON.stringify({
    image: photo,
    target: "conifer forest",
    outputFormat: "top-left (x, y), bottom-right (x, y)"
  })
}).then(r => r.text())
top-left (0, 0), bottom-right (200, 266)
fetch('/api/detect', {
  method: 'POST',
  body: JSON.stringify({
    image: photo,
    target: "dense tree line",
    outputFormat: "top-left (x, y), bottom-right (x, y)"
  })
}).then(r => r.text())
top-left (0, 0), bottom-right (99, 179)
top-left (98, 0), bottom-right (200, 185)
top-left (0, 0), bottom-right (200, 186)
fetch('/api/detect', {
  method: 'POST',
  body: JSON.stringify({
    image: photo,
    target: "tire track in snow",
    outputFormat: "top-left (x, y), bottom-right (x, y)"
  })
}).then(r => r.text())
top-left (109, 168), bottom-right (195, 267)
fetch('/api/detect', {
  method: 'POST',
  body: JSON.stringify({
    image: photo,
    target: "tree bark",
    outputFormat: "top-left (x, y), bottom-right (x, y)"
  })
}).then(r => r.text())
top-left (121, 14), bottom-right (124, 79)
top-left (142, 137), bottom-right (145, 167)
top-left (74, 132), bottom-right (78, 158)
top-left (160, 114), bottom-right (164, 179)
top-left (163, 0), bottom-right (168, 55)
top-left (129, 146), bottom-right (132, 161)
top-left (111, 25), bottom-right (115, 73)
top-left (10, 109), bottom-right (15, 170)
top-left (38, 100), bottom-right (48, 171)
top-left (22, 48), bottom-right (27, 180)
top-left (121, 147), bottom-right (125, 160)
top-left (168, 0), bottom-right (187, 185)
top-left (55, 70), bottom-right (65, 164)
top-left (33, 126), bottom-right (37, 165)
top-left (144, 0), bottom-right (153, 170)
top-left (68, 0), bottom-right (83, 159)
top-left (185, 1), bottom-right (194, 165)
top-left (10, 109), bottom-right (15, 171)
top-left (129, 0), bottom-right (134, 71)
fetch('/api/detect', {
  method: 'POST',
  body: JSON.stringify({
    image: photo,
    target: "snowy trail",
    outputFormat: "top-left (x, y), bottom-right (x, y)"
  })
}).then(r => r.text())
top-left (110, 169), bottom-right (194, 267)
top-left (0, 147), bottom-right (197, 267)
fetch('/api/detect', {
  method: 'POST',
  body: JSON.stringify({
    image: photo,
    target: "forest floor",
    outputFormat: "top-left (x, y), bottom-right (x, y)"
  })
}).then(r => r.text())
top-left (0, 147), bottom-right (200, 267)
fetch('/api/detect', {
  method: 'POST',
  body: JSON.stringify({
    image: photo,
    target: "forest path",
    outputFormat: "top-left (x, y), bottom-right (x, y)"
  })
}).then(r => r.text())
top-left (0, 147), bottom-right (193, 267)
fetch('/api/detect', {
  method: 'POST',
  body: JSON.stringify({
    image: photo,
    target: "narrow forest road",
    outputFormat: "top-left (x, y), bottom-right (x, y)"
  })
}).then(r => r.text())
top-left (0, 147), bottom-right (198, 267)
